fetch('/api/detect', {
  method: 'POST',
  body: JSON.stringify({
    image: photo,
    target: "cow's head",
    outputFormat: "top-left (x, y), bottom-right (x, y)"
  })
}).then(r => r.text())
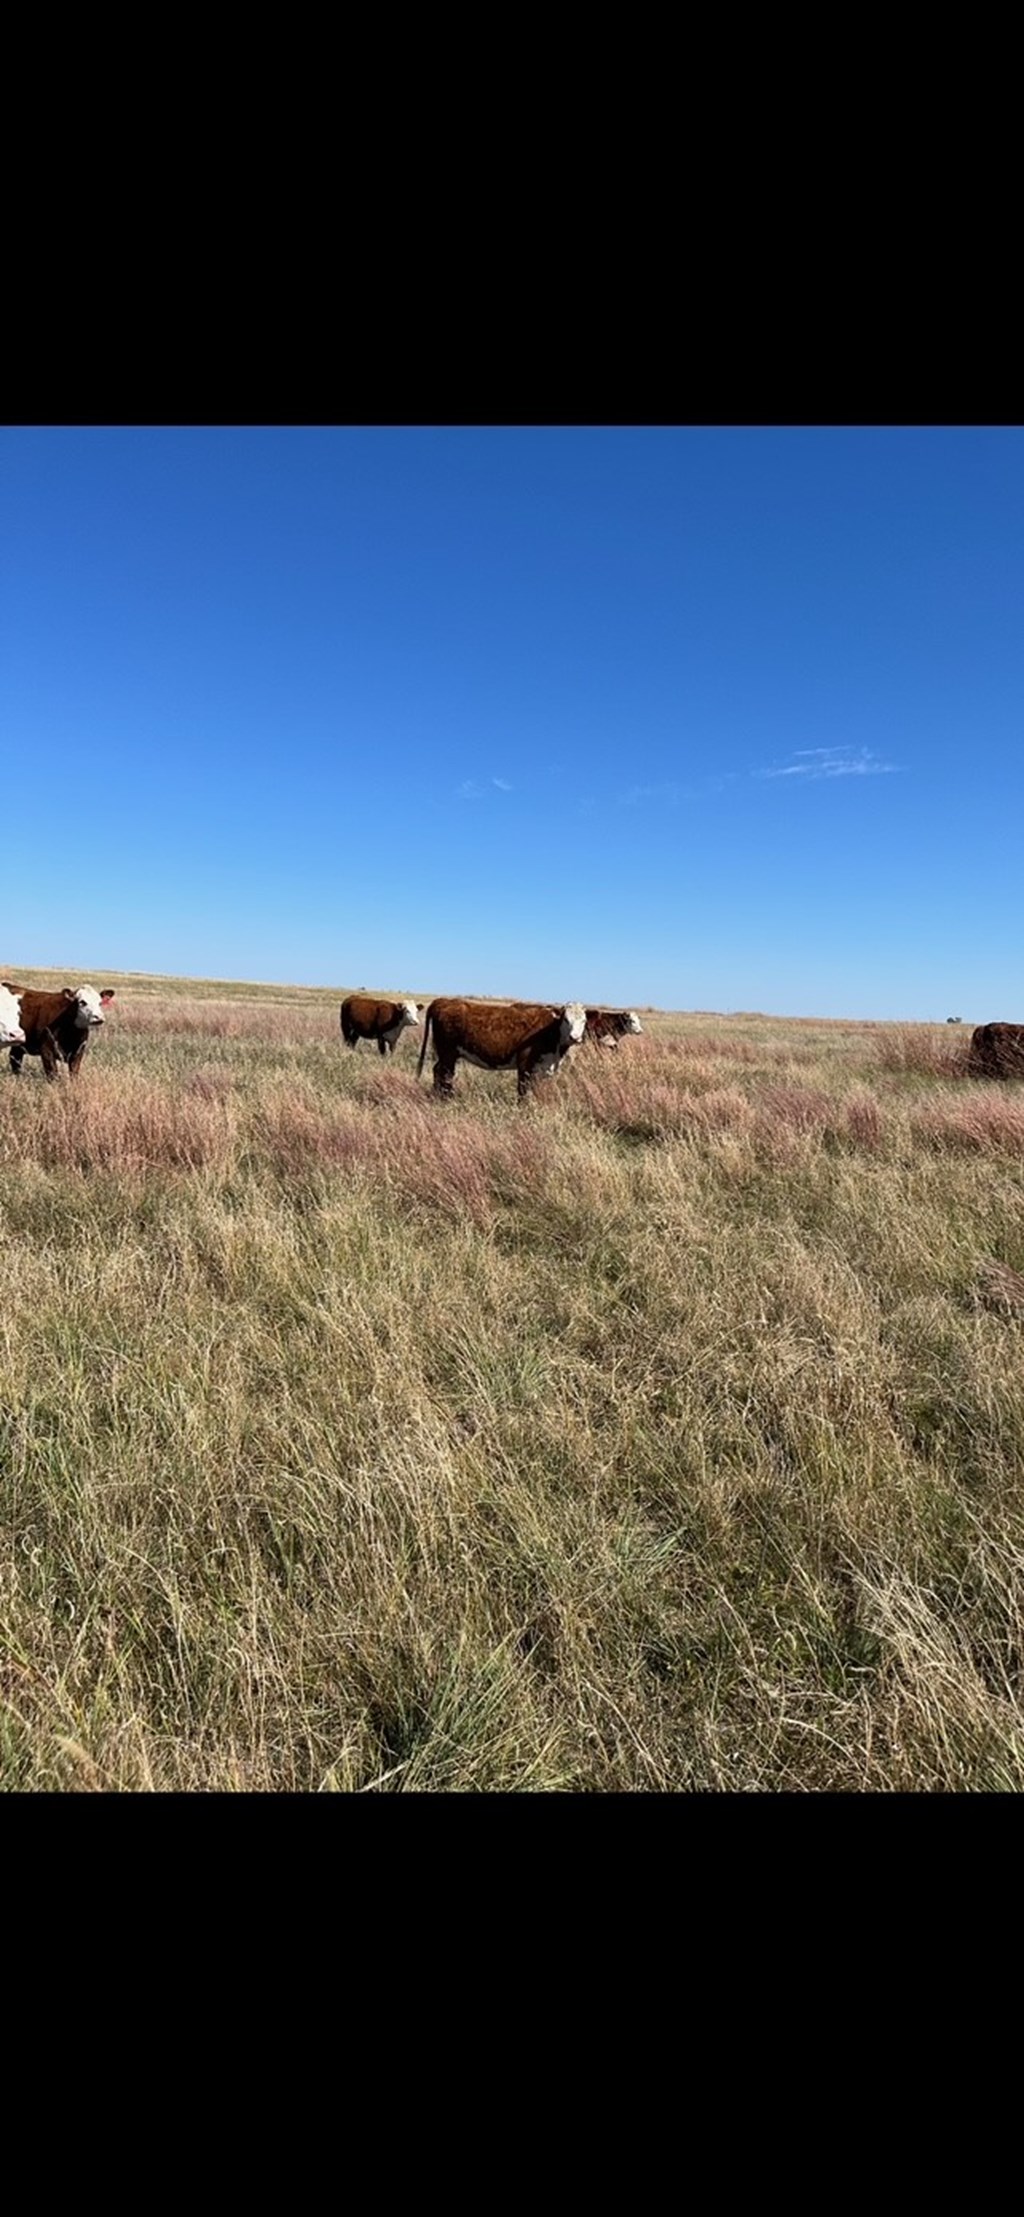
top-left (0, 983), bottom-right (25, 1045)
top-left (559, 1003), bottom-right (587, 1048)
top-left (63, 985), bottom-right (115, 1030)
top-left (399, 1000), bottom-right (420, 1029)
top-left (623, 1011), bottom-right (642, 1035)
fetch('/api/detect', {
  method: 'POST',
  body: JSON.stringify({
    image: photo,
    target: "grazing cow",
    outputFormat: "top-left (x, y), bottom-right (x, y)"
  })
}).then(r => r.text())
top-left (582, 1008), bottom-right (643, 1048)
top-left (340, 994), bottom-right (420, 1055)
top-left (6, 984), bottom-right (115, 1080)
top-left (417, 997), bottom-right (587, 1102)
top-left (0, 983), bottom-right (25, 1045)
top-left (969, 1023), bottom-right (1024, 1079)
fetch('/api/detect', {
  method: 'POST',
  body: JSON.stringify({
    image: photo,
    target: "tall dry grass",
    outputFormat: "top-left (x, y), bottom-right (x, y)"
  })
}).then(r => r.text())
top-left (2, 976), bottom-right (1024, 1790)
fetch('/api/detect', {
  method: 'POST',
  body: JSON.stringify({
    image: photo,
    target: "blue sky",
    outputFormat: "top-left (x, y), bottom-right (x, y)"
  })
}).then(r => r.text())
top-left (3, 423), bottom-right (1021, 1019)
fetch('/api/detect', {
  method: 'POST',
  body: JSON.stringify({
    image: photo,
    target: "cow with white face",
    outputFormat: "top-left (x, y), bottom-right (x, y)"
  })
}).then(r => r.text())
top-left (417, 998), bottom-right (587, 1102)
top-left (582, 1009), bottom-right (643, 1048)
top-left (6, 983), bottom-right (115, 1080)
top-left (340, 994), bottom-right (421, 1056)
top-left (0, 983), bottom-right (25, 1045)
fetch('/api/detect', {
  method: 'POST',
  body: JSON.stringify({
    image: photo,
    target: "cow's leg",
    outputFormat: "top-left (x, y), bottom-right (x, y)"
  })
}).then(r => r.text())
top-left (67, 1042), bottom-right (88, 1080)
top-left (378, 1035), bottom-right (390, 1056)
top-left (38, 1031), bottom-right (63, 1082)
top-left (9, 1045), bottom-right (24, 1076)
top-left (433, 1056), bottom-right (456, 1098)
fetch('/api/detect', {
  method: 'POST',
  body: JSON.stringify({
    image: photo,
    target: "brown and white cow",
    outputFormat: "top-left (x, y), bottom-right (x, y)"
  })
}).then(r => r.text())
top-left (968, 1022), bottom-right (1024, 1079)
top-left (6, 984), bottom-right (114, 1080)
top-left (340, 994), bottom-right (420, 1055)
top-left (582, 1008), bottom-right (643, 1048)
top-left (0, 983), bottom-right (25, 1046)
top-left (417, 998), bottom-right (586, 1102)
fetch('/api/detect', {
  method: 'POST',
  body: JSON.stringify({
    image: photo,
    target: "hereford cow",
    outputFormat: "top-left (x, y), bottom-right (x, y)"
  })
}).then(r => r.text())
top-left (969, 1023), bottom-right (1024, 1079)
top-left (340, 994), bottom-right (420, 1055)
top-left (417, 998), bottom-right (586, 1101)
top-left (6, 984), bottom-right (114, 1080)
top-left (0, 984), bottom-right (25, 1045)
top-left (582, 1008), bottom-right (643, 1048)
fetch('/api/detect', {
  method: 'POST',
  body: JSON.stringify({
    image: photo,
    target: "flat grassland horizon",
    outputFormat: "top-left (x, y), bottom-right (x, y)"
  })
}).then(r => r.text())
top-left (1, 959), bottom-right (961, 1022)
top-left (1, 965), bottom-right (1022, 1792)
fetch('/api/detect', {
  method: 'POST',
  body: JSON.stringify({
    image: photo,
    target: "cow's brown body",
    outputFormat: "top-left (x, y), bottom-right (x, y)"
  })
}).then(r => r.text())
top-left (417, 998), bottom-right (586, 1101)
top-left (6, 985), bottom-right (114, 1081)
top-left (340, 994), bottom-right (420, 1055)
top-left (582, 1008), bottom-right (643, 1048)
top-left (969, 1022), bottom-right (1024, 1079)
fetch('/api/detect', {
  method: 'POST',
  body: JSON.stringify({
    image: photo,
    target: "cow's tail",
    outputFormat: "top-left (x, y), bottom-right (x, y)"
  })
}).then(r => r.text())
top-left (417, 1004), bottom-right (433, 1082)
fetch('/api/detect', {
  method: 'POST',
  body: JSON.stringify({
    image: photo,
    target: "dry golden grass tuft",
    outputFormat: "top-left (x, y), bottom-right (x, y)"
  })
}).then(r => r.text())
top-left (2, 977), bottom-right (1024, 1791)
top-left (873, 1024), bottom-right (971, 1079)
top-left (910, 1092), bottom-right (1024, 1155)
top-left (973, 1257), bottom-right (1024, 1316)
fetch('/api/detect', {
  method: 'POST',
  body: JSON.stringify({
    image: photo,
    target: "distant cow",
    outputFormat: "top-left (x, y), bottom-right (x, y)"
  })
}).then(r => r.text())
top-left (582, 1008), bottom-right (643, 1048)
top-left (340, 994), bottom-right (420, 1055)
top-left (6, 984), bottom-right (114, 1080)
top-left (0, 984), bottom-right (25, 1045)
top-left (417, 998), bottom-right (586, 1101)
top-left (969, 1023), bottom-right (1024, 1079)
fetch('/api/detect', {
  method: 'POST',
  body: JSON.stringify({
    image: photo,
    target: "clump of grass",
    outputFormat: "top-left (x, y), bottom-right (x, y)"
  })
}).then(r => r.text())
top-left (874, 1025), bottom-right (969, 1079)
top-left (395, 1113), bottom-right (555, 1226)
top-left (659, 1033), bottom-right (761, 1064)
top-left (910, 1092), bottom-right (1024, 1155)
top-left (117, 999), bottom-right (333, 1044)
top-left (250, 1087), bottom-right (387, 1178)
top-left (972, 1259), bottom-right (1024, 1316)
top-left (754, 1084), bottom-right (840, 1133)
top-left (1, 1074), bottom-right (238, 1174)
top-left (843, 1088), bottom-right (885, 1150)
top-left (566, 1066), bottom-right (751, 1143)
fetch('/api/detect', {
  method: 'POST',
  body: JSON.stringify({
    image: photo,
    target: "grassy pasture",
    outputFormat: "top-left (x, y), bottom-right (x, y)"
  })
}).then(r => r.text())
top-left (1, 971), bottom-right (1023, 1792)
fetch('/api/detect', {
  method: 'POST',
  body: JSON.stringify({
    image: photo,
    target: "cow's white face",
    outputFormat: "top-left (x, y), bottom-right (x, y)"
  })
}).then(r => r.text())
top-left (560, 1003), bottom-right (587, 1047)
top-left (625, 1011), bottom-right (642, 1034)
top-left (0, 984), bottom-right (24, 1044)
top-left (70, 985), bottom-right (111, 1029)
top-left (400, 1001), bottom-right (419, 1029)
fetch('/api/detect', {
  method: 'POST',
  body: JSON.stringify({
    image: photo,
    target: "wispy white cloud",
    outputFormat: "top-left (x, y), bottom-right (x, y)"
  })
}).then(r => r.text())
top-left (759, 746), bottom-right (899, 781)
top-left (456, 775), bottom-right (513, 800)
